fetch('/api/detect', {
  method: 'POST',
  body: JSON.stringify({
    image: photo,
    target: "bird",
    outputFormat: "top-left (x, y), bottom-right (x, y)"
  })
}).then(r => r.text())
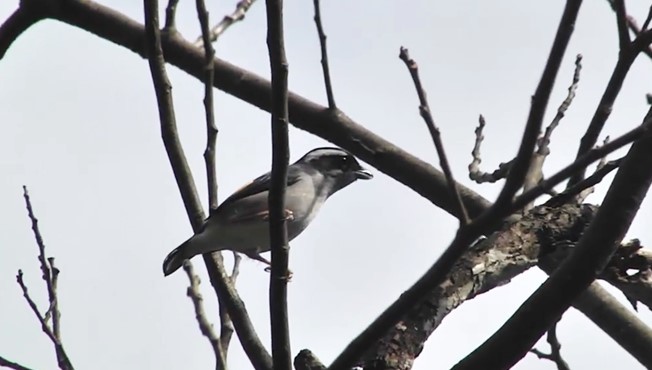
top-left (162, 147), bottom-right (373, 276)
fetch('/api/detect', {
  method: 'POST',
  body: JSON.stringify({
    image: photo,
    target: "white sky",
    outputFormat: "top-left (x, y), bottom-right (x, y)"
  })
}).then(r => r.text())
top-left (2, 0), bottom-right (652, 369)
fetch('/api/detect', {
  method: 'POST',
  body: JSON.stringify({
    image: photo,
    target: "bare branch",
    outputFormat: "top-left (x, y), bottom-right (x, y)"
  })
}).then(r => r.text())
top-left (0, 4), bottom-right (44, 60)
top-left (312, 0), bottom-right (336, 109)
top-left (331, 3), bottom-right (583, 366)
top-left (20, 187), bottom-right (72, 370)
top-left (163, 0), bottom-right (180, 33)
top-left (6, 1), bottom-right (650, 361)
top-left (219, 252), bottom-right (241, 355)
top-left (612, 0), bottom-right (631, 51)
top-left (182, 261), bottom-right (227, 370)
top-left (265, 0), bottom-right (292, 368)
top-left (0, 356), bottom-right (33, 370)
top-left (468, 115), bottom-right (513, 184)
top-left (399, 46), bottom-right (469, 224)
top-left (16, 271), bottom-right (74, 370)
top-left (606, 0), bottom-right (652, 60)
top-left (547, 157), bottom-right (621, 207)
top-left (196, 0), bottom-right (219, 211)
top-left (514, 119), bottom-right (650, 212)
top-left (452, 108), bottom-right (652, 370)
top-left (142, 1), bottom-right (272, 369)
top-left (194, 0), bottom-right (257, 47)
top-left (537, 54), bottom-right (583, 157)
top-left (569, 27), bottom-right (652, 186)
top-left (294, 350), bottom-right (326, 370)
top-left (529, 319), bottom-right (570, 370)
top-left (490, 0), bottom-right (582, 213)
top-left (600, 239), bottom-right (652, 311)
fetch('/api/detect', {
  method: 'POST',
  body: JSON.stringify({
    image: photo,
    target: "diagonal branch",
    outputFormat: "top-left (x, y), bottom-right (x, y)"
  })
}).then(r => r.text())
top-left (194, 0), bottom-right (258, 47)
top-left (20, 187), bottom-right (73, 370)
top-left (142, 1), bottom-right (272, 369)
top-left (312, 0), bottom-right (336, 109)
top-left (453, 108), bottom-right (652, 370)
top-left (182, 261), bottom-right (227, 370)
top-left (0, 356), bottom-right (33, 370)
top-left (265, 0), bottom-right (292, 368)
top-left (491, 0), bottom-right (582, 212)
top-left (3, 0), bottom-right (652, 363)
top-left (330, 2), bottom-right (583, 367)
top-left (398, 46), bottom-right (469, 224)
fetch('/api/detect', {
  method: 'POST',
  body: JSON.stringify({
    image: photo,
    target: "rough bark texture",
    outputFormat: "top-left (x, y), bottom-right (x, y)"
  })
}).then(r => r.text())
top-left (361, 203), bottom-right (597, 370)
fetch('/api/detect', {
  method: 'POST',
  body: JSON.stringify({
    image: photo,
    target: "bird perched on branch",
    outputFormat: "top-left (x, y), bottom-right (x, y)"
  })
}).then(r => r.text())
top-left (162, 147), bottom-right (373, 276)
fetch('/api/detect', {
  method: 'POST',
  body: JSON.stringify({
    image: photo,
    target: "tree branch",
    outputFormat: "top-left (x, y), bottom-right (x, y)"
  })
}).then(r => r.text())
top-left (194, 0), bottom-right (257, 47)
top-left (312, 0), bottom-right (336, 109)
top-left (491, 0), bottom-right (582, 212)
top-left (0, 356), bottom-right (33, 370)
top-left (182, 261), bottom-right (227, 370)
top-left (0, 4), bottom-right (45, 59)
top-left (142, 1), bottom-right (272, 369)
top-left (399, 46), bottom-right (469, 224)
top-left (265, 0), bottom-right (292, 368)
top-left (453, 108), bottom-right (652, 370)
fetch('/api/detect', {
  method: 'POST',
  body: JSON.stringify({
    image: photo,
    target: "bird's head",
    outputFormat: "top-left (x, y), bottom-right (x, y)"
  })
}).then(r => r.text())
top-left (297, 147), bottom-right (373, 194)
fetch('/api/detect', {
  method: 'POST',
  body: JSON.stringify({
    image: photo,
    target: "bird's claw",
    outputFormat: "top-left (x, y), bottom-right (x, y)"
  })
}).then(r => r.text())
top-left (264, 266), bottom-right (293, 281)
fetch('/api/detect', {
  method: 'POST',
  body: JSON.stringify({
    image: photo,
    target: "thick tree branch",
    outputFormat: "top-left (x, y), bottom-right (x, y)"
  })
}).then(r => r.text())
top-left (0, 4), bottom-right (44, 59)
top-left (453, 108), bottom-right (652, 370)
top-left (3, 0), bottom-right (652, 364)
top-left (265, 0), bottom-right (292, 369)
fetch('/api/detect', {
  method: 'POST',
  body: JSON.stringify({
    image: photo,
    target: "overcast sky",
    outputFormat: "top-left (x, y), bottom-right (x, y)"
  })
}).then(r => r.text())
top-left (2, 1), bottom-right (652, 369)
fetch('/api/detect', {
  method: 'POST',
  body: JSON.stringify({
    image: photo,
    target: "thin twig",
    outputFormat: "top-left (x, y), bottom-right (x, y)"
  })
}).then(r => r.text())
top-left (399, 46), bottom-right (469, 224)
top-left (182, 261), bottom-right (227, 370)
top-left (490, 0), bottom-right (582, 214)
top-left (219, 252), bottom-right (241, 355)
top-left (16, 271), bottom-right (73, 370)
top-left (0, 356), bottom-right (33, 370)
top-left (515, 119), bottom-right (649, 211)
top-left (143, 1), bottom-right (272, 369)
top-left (452, 107), bottom-right (652, 370)
top-left (265, 0), bottom-right (292, 368)
top-left (21, 187), bottom-right (71, 370)
top-left (547, 157), bottom-right (622, 207)
top-left (194, 2), bottom-right (226, 368)
top-left (529, 319), bottom-right (570, 370)
top-left (194, 0), bottom-right (258, 46)
top-left (312, 0), bottom-right (336, 109)
top-left (576, 136), bottom-right (610, 203)
top-left (613, 0), bottom-right (631, 52)
top-left (537, 54), bottom-right (583, 156)
top-left (163, 0), bottom-right (180, 33)
top-left (196, 0), bottom-right (219, 211)
top-left (568, 26), bottom-right (652, 186)
top-left (468, 115), bottom-right (513, 183)
top-left (606, 0), bottom-right (652, 60)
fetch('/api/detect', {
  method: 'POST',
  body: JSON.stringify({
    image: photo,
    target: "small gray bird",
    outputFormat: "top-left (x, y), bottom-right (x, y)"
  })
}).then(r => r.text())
top-left (163, 147), bottom-right (373, 276)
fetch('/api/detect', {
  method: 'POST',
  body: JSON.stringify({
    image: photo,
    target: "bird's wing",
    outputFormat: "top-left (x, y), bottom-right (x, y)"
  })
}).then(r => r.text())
top-left (210, 168), bottom-right (304, 223)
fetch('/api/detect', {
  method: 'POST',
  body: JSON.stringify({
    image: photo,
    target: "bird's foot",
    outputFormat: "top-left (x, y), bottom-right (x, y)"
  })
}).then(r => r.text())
top-left (264, 266), bottom-right (293, 281)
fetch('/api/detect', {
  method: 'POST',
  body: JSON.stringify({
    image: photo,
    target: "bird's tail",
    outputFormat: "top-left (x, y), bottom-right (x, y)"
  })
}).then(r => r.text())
top-left (162, 237), bottom-right (193, 276)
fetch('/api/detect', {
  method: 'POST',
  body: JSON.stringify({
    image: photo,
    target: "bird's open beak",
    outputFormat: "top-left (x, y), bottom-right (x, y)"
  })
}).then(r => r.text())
top-left (354, 169), bottom-right (373, 180)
